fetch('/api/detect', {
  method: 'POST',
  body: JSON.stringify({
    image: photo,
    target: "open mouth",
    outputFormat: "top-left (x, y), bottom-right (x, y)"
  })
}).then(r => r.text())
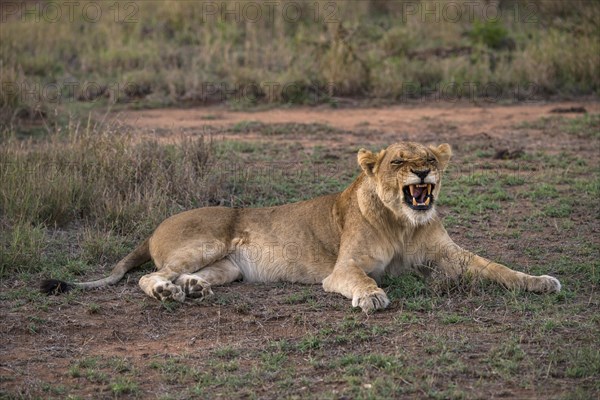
top-left (403, 183), bottom-right (435, 210)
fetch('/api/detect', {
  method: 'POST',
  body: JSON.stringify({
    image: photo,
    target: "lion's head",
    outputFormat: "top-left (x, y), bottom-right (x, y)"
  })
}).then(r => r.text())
top-left (358, 142), bottom-right (452, 225)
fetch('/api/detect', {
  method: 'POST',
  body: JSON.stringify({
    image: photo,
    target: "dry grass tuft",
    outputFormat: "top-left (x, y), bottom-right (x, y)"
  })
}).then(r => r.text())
top-left (0, 119), bottom-right (213, 235)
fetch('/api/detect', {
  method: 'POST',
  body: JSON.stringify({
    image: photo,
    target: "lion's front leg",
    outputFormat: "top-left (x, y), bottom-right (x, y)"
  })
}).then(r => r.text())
top-left (434, 238), bottom-right (561, 293)
top-left (322, 257), bottom-right (390, 313)
top-left (465, 254), bottom-right (561, 293)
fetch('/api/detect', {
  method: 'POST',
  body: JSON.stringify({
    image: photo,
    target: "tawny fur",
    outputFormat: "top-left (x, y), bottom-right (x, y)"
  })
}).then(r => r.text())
top-left (41, 142), bottom-right (561, 312)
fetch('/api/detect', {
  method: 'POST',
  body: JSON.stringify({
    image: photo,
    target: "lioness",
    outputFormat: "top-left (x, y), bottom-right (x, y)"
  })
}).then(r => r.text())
top-left (42, 142), bottom-right (561, 312)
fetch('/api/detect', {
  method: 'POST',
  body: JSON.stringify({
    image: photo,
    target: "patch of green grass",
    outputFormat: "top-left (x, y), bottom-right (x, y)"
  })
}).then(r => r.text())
top-left (40, 383), bottom-right (68, 396)
top-left (382, 273), bottom-right (428, 300)
top-left (516, 116), bottom-right (564, 130)
top-left (68, 365), bottom-right (82, 379)
top-left (231, 122), bottom-right (338, 136)
top-left (261, 352), bottom-right (287, 372)
top-left (455, 172), bottom-right (493, 187)
top-left (0, 221), bottom-right (46, 277)
top-left (542, 202), bottom-right (573, 218)
top-left (215, 140), bottom-right (260, 155)
top-left (487, 185), bottom-right (511, 201)
top-left (559, 387), bottom-right (600, 400)
top-left (215, 360), bottom-right (239, 372)
top-left (475, 149), bottom-right (495, 159)
top-left (468, 20), bottom-right (511, 50)
top-left (27, 316), bottom-right (46, 334)
top-left (427, 385), bottom-right (468, 400)
top-left (565, 348), bottom-right (600, 378)
top-left (267, 339), bottom-right (293, 353)
top-left (486, 338), bottom-right (526, 378)
top-left (211, 140), bottom-right (354, 207)
top-left (384, 272), bottom-right (447, 311)
top-left (212, 346), bottom-right (240, 360)
top-left (363, 354), bottom-right (404, 373)
top-left (440, 313), bottom-right (470, 325)
top-left (110, 377), bottom-right (139, 395)
top-left (573, 177), bottom-right (600, 197)
top-left (158, 300), bottom-right (184, 313)
top-left (393, 312), bottom-right (423, 325)
top-left (86, 302), bottom-right (101, 315)
top-left (501, 174), bottom-right (526, 186)
top-left (60, 259), bottom-right (91, 277)
top-left (441, 168), bottom-right (539, 217)
top-left (74, 357), bottom-right (99, 370)
top-left (81, 229), bottom-right (129, 265)
top-left (149, 358), bottom-right (200, 384)
top-left (545, 344), bottom-right (600, 388)
top-left (564, 114), bottom-right (600, 138)
top-left (298, 334), bottom-right (322, 353)
top-left (522, 152), bottom-right (587, 170)
top-left (523, 183), bottom-right (560, 200)
top-left (284, 288), bottom-right (318, 305)
top-left (326, 352), bottom-right (412, 398)
top-left (108, 357), bottom-right (133, 374)
top-left (200, 114), bottom-right (220, 120)
top-left (230, 120), bottom-right (264, 133)
top-left (85, 369), bottom-right (108, 384)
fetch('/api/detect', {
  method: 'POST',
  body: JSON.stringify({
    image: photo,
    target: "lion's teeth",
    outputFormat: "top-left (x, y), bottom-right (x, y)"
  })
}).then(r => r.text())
top-left (424, 197), bottom-right (430, 206)
top-left (409, 185), bottom-right (415, 197)
top-left (412, 198), bottom-right (418, 206)
top-left (427, 184), bottom-right (432, 194)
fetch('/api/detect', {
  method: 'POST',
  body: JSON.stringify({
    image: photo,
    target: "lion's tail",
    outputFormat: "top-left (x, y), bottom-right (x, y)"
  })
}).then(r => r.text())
top-left (40, 238), bottom-right (151, 295)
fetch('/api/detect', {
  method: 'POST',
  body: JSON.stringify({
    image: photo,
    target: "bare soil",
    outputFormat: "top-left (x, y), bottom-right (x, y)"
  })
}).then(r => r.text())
top-left (120, 101), bottom-right (600, 148)
top-left (122, 102), bottom-right (599, 133)
top-left (2, 101), bottom-right (599, 399)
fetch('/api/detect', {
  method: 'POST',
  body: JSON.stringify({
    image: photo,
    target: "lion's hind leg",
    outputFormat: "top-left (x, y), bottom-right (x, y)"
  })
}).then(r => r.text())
top-left (139, 269), bottom-right (186, 302)
top-left (140, 239), bottom-right (231, 302)
top-left (175, 258), bottom-right (242, 299)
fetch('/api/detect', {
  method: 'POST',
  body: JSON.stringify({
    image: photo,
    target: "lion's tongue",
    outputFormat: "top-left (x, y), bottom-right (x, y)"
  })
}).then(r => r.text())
top-left (412, 186), bottom-right (425, 202)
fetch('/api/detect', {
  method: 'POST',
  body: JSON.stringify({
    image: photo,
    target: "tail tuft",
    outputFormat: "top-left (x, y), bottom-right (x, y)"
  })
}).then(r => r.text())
top-left (40, 279), bottom-right (73, 295)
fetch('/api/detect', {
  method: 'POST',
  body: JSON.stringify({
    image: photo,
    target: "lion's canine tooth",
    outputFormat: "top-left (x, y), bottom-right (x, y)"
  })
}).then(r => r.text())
top-left (409, 185), bottom-right (415, 197)
top-left (427, 184), bottom-right (432, 194)
top-left (424, 197), bottom-right (430, 206)
top-left (412, 198), bottom-right (418, 206)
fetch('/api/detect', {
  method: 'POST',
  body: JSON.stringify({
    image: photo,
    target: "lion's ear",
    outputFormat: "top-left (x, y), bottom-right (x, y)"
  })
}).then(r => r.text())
top-left (358, 149), bottom-right (376, 176)
top-left (358, 148), bottom-right (384, 177)
top-left (431, 143), bottom-right (452, 170)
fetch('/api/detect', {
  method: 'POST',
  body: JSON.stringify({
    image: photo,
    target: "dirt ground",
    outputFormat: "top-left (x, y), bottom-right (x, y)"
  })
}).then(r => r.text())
top-left (121, 101), bottom-right (599, 132)
top-left (2, 100), bottom-right (599, 399)
top-left (119, 101), bottom-right (600, 146)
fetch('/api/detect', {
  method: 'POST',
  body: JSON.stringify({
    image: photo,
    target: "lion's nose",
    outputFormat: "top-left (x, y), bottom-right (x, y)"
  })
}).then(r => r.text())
top-left (411, 169), bottom-right (430, 181)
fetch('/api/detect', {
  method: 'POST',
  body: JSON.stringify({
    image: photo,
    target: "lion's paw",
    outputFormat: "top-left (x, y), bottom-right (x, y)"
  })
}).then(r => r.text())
top-left (532, 275), bottom-right (561, 293)
top-left (352, 288), bottom-right (390, 313)
top-left (153, 282), bottom-right (186, 302)
top-left (176, 275), bottom-right (214, 299)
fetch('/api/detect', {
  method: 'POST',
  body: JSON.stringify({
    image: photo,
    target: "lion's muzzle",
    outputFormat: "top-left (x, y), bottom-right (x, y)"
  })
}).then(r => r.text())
top-left (403, 183), bottom-right (435, 210)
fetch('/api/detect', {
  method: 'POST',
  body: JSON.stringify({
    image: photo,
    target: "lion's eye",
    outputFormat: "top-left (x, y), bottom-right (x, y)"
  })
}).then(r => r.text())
top-left (427, 157), bottom-right (437, 164)
top-left (390, 159), bottom-right (404, 166)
